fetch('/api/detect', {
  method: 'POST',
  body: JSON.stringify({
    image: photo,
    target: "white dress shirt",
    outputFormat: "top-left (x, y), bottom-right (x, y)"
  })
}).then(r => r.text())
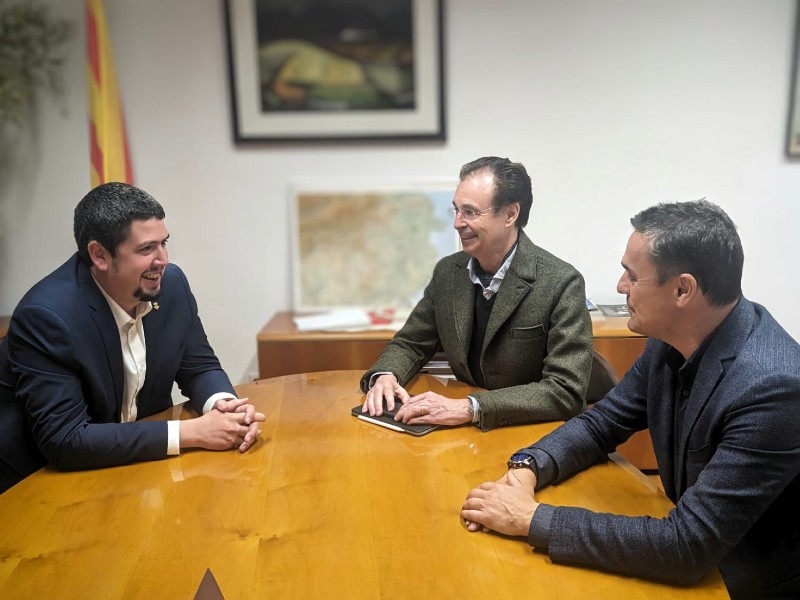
top-left (94, 279), bottom-right (233, 454)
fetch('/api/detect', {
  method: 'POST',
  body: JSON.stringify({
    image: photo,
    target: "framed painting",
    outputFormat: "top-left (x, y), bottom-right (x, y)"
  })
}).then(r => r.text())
top-left (224, 0), bottom-right (445, 142)
top-left (289, 179), bottom-right (459, 311)
top-left (787, 2), bottom-right (800, 157)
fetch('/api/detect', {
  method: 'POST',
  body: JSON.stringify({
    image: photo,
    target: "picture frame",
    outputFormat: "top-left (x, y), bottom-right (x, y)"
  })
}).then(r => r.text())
top-left (224, 0), bottom-right (445, 142)
top-left (289, 178), bottom-right (459, 311)
top-left (787, 2), bottom-right (800, 157)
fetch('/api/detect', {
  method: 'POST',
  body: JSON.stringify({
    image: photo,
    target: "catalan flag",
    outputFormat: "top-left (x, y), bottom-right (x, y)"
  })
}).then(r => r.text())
top-left (85, 0), bottom-right (133, 186)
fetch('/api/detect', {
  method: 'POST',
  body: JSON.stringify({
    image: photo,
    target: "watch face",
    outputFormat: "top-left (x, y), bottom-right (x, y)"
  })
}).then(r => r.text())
top-left (507, 453), bottom-right (533, 468)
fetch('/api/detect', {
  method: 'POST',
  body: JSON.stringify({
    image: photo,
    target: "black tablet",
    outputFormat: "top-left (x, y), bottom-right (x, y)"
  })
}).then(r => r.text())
top-left (351, 404), bottom-right (438, 436)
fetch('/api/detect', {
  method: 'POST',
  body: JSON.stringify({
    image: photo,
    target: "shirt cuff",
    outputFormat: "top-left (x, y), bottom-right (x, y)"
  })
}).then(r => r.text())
top-left (467, 395), bottom-right (481, 424)
top-left (202, 392), bottom-right (237, 414)
top-left (368, 371), bottom-right (395, 389)
top-left (527, 503), bottom-right (555, 548)
top-left (167, 420), bottom-right (180, 455)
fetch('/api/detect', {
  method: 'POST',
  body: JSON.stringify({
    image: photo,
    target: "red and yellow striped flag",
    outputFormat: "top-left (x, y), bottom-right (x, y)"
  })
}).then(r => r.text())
top-left (85, 0), bottom-right (133, 187)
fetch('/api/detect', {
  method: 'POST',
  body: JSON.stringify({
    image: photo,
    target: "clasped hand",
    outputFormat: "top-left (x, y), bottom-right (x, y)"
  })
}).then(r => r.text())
top-left (362, 374), bottom-right (472, 425)
top-left (183, 397), bottom-right (266, 452)
top-left (460, 469), bottom-right (539, 537)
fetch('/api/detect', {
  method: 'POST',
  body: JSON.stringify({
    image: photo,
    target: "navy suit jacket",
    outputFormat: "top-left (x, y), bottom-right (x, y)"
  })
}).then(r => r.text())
top-left (523, 298), bottom-right (800, 597)
top-left (0, 254), bottom-right (235, 491)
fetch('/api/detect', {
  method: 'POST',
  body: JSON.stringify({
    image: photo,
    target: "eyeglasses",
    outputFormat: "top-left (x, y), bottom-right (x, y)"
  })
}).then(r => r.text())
top-left (448, 206), bottom-right (495, 221)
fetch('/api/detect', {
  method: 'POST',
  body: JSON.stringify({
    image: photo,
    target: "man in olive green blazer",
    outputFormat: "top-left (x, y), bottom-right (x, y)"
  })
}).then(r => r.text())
top-left (360, 157), bottom-right (592, 431)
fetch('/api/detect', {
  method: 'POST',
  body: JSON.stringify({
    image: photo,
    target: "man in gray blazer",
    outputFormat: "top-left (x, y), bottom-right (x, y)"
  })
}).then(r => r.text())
top-left (462, 199), bottom-right (800, 598)
top-left (360, 157), bottom-right (593, 431)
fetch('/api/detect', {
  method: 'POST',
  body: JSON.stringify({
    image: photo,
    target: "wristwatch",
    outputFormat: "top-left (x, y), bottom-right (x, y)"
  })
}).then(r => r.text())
top-left (507, 452), bottom-right (535, 470)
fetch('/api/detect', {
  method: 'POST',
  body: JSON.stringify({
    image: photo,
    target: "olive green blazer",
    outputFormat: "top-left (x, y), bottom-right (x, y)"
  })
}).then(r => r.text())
top-left (360, 230), bottom-right (593, 431)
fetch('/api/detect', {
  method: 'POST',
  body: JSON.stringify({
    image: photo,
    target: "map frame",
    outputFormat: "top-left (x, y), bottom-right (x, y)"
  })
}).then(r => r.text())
top-left (289, 178), bottom-right (459, 311)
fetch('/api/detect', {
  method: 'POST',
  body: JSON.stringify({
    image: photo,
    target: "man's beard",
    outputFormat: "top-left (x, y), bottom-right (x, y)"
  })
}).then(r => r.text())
top-left (134, 287), bottom-right (161, 303)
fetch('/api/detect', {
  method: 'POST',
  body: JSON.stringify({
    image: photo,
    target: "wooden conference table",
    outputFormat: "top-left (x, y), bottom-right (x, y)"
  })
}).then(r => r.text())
top-left (0, 372), bottom-right (727, 599)
top-left (257, 311), bottom-right (659, 472)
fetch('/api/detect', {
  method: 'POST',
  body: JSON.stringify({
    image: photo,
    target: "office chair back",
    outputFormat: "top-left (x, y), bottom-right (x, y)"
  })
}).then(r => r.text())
top-left (586, 349), bottom-right (619, 404)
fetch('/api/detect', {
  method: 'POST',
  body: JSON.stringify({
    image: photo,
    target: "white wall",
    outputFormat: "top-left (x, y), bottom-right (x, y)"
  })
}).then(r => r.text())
top-left (2, 0), bottom-right (799, 384)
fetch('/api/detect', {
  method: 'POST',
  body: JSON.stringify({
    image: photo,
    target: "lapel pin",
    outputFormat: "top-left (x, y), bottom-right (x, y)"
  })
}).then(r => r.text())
top-left (152, 302), bottom-right (160, 311)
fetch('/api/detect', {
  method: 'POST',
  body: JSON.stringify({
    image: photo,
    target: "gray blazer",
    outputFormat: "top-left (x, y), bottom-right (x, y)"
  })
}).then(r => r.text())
top-left (525, 298), bottom-right (800, 597)
top-left (360, 230), bottom-right (593, 430)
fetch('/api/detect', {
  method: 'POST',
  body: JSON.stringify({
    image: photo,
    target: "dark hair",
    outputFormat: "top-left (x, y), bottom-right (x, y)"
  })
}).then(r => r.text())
top-left (459, 156), bottom-right (532, 228)
top-left (630, 199), bottom-right (743, 306)
top-left (74, 182), bottom-right (165, 265)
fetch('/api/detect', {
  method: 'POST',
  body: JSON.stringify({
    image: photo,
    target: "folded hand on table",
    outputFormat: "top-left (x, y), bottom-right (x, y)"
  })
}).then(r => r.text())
top-left (395, 392), bottom-right (473, 426)
top-left (181, 397), bottom-right (265, 452)
top-left (461, 468), bottom-right (539, 536)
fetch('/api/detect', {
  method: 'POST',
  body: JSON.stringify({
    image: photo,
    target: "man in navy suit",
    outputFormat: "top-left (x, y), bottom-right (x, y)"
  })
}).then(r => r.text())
top-left (0, 182), bottom-right (265, 493)
top-left (462, 200), bottom-right (800, 598)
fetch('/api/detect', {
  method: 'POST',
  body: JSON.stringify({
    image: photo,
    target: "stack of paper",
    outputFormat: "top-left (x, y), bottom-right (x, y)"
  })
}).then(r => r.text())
top-left (293, 309), bottom-right (371, 332)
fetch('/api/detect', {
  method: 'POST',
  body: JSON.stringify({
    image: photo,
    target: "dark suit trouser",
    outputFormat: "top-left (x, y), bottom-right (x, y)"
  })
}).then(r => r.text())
top-left (0, 386), bottom-right (46, 493)
top-left (0, 457), bottom-right (25, 494)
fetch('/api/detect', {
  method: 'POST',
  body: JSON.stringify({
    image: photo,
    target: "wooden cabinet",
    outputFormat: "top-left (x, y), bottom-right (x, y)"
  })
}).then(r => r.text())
top-left (257, 312), bottom-right (397, 380)
top-left (257, 311), bottom-right (656, 471)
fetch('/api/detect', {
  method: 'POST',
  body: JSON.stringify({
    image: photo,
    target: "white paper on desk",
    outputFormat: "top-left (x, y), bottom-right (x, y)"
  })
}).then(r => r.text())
top-left (293, 309), bottom-right (371, 332)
